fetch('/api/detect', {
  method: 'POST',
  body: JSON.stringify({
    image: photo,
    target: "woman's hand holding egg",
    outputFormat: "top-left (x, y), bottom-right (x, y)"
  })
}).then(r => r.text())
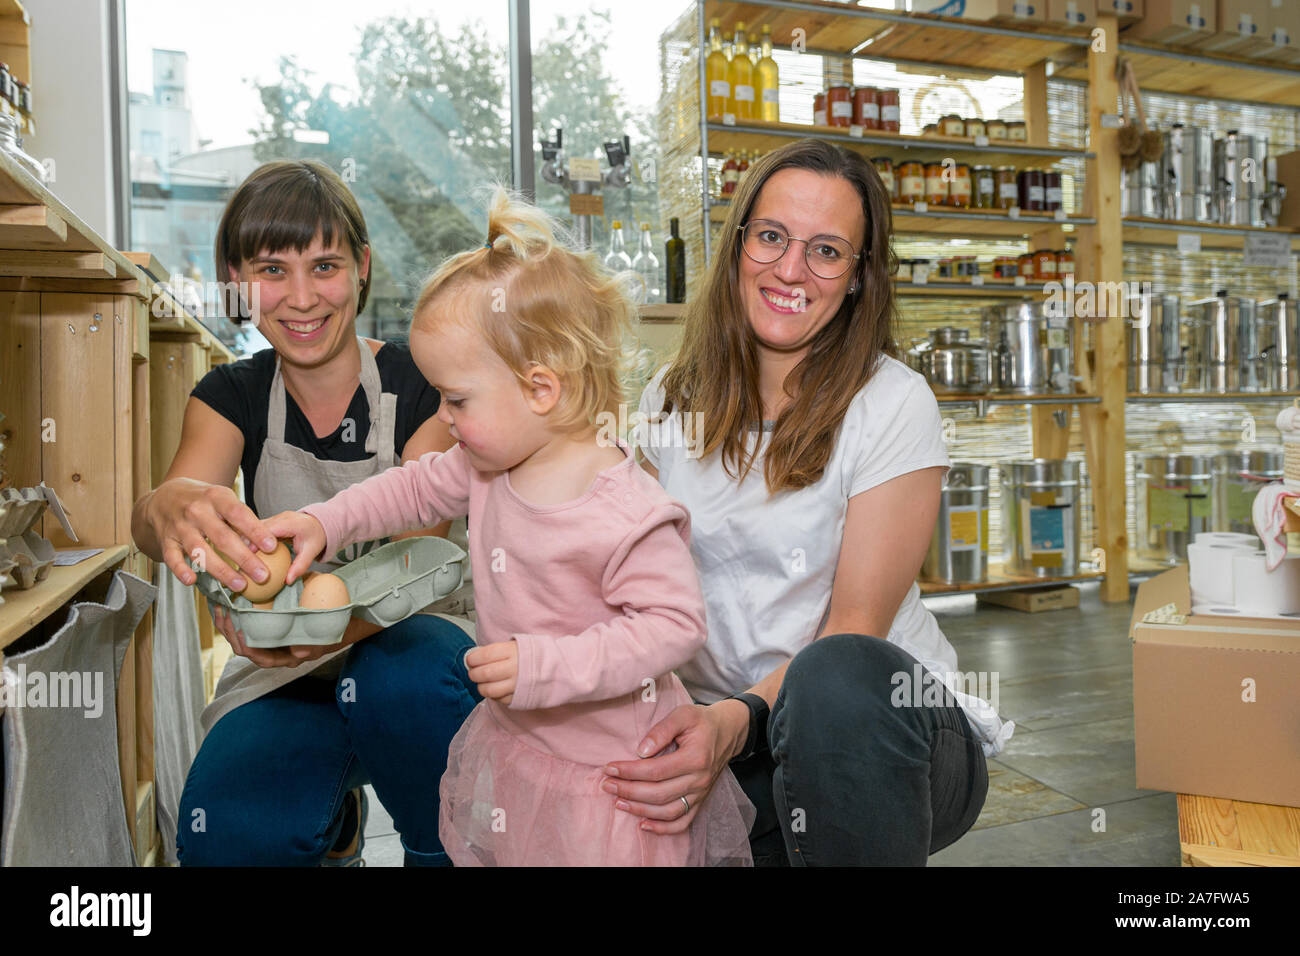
top-left (262, 510), bottom-right (329, 586)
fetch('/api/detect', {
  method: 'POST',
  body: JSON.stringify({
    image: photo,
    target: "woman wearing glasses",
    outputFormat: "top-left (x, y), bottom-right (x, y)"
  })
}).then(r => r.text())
top-left (610, 138), bottom-right (1012, 865)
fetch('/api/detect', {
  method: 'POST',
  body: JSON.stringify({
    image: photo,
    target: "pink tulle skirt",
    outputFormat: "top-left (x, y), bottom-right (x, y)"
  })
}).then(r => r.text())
top-left (439, 701), bottom-right (756, 866)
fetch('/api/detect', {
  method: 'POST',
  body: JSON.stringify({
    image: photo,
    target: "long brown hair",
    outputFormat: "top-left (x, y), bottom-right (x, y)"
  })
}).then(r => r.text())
top-left (661, 138), bottom-right (898, 492)
top-left (214, 159), bottom-right (371, 318)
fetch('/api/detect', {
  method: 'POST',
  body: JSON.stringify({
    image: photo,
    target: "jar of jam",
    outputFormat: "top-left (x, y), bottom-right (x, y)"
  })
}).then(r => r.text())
top-left (878, 88), bottom-right (900, 132)
top-left (1018, 168), bottom-right (1045, 211)
top-left (994, 166), bottom-right (1017, 210)
top-left (985, 119), bottom-right (1008, 141)
top-left (993, 256), bottom-right (1017, 279)
top-left (854, 87), bottom-right (880, 129)
top-left (949, 163), bottom-right (973, 208)
top-left (972, 165), bottom-right (996, 209)
top-left (898, 161), bottom-right (925, 202)
top-left (961, 256), bottom-right (980, 277)
top-left (1017, 253), bottom-right (1035, 278)
top-left (827, 85), bottom-right (852, 127)
top-left (964, 118), bottom-right (986, 139)
top-left (1056, 249), bottom-right (1075, 279)
top-left (937, 257), bottom-right (954, 279)
top-left (1006, 121), bottom-right (1027, 142)
top-left (939, 113), bottom-right (965, 137)
top-left (872, 157), bottom-right (896, 201)
top-left (1044, 170), bottom-right (1063, 212)
top-left (924, 162), bottom-right (948, 205)
top-left (922, 123), bottom-right (938, 136)
top-left (1032, 248), bottom-right (1058, 281)
top-left (813, 92), bottom-right (827, 127)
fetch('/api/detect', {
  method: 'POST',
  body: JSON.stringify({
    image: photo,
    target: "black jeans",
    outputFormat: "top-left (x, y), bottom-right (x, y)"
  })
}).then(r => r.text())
top-left (729, 633), bottom-right (988, 866)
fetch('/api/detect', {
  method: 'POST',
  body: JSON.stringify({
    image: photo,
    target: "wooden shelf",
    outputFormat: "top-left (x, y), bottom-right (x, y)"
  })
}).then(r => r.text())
top-left (0, 545), bottom-right (129, 651)
top-left (1127, 392), bottom-right (1300, 403)
top-left (704, 0), bottom-right (1090, 75)
top-left (934, 392), bottom-right (1099, 406)
top-left (919, 561), bottom-right (1102, 597)
top-left (709, 200), bottom-right (1093, 236)
top-left (706, 118), bottom-right (1089, 166)
top-left (897, 280), bottom-right (1052, 297)
top-left (1122, 217), bottom-right (1300, 252)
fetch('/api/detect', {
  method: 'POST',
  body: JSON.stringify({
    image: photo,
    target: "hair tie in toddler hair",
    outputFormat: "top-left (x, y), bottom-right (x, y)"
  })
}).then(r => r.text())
top-left (483, 240), bottom-right (493, 250)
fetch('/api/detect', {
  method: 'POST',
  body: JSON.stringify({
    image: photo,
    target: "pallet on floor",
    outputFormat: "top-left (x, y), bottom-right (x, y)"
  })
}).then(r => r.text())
top-left (1177, 793), bottom-right (1300, 866)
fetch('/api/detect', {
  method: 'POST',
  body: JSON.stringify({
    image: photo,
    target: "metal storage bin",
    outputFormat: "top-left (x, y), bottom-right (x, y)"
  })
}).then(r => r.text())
top-left (1135, 453), bottom-right (1214, 564)
top-left (1126, 292), bottom-right (1181, 394)
top-left (982, 301), bottom-right (1074, 395)
top-left (1000, 459), bottom-right (1082, 577)
top-left (1187, 292), bottom-right (1268, 393)
top-left (1259, 294), bottom-right (1299, 392)
top-left (1212, 448), bottom-right (1282, 535)
top-left (922, 463), bottom-right (990, 584)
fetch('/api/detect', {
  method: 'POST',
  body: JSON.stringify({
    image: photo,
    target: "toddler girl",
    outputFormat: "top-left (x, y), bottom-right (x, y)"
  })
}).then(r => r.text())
top-left (268, 189), bottom-right (754, 866)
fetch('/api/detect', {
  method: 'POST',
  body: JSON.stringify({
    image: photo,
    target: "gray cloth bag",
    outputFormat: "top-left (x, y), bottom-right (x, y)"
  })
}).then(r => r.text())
top-left (1, 570), bottom-right (156, 866)
top-left (151, 565), bottom-right (206, 866)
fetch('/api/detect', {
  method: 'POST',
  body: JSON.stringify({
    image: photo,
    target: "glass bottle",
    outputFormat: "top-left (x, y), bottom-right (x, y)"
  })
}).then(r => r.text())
top-left (705, 18), bottom-right (730, 118)
top-left (721, 152), bottom-right (739, 198)
top-left (604, 220), bottom-right (631, 271)
top-left (632, 223), bottom-right (662, 304)
top-left (737, 151), bottom-right (750, 188)
top-left (756, 24), bottom-right (780, 122)
top-left (665, 218), bottom-right (686, 304)
top-left (727, 24), bottom-right (754, 121)
top-left (748, 33), bottom-right (759, 67)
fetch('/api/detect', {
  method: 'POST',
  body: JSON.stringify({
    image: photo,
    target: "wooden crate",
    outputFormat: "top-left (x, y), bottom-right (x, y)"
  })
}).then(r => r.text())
top-left (1178, 793), bottom-right (1300, 866)
top-left (977, 584), bottom-right (1081, 612)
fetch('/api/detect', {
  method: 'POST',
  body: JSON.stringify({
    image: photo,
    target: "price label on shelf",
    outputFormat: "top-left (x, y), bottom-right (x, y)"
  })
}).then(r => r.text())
top-left (849, 124), bottom-right (864, 138)
top-left (1244, 231), bottom-right (1291, 268)
top-left (1014, 275), bottom-right (1027, 287)
top-left (1177, 233), bottom-right (1202, 254)
top-left (914, 201), bottom-right (929, 213)
top-left (722, 112), bottom-right (736, 126)
top-left (974, 135), bottom-right (989, 148)
top-left (1007, 206), bottom-right (1021, 219)
top-left (913, 267), bottom-right (929, 285)
top-left (971, 275), bottom-right (985, 286)
top-left (1054, 208), bottom-right (1068, 221)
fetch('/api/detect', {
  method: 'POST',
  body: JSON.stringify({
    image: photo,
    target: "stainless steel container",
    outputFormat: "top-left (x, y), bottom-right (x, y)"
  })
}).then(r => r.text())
top-left (1000, 459), bottom-right (1082, 577)
top-left (1135, 452), bottom-right (1214, 563)
top-left (1162, 124), bottom-right (1215, 222)
top-left (923, 327), bottom-right (990, 394)
top-left (1213, 131), bottom-right (1268, 226)
top-left (905, 337), bottom-right (931, 374)
top-left (922, 463), bottom-right (990, 584)
top-left (1188, 292), bottom-right (1263, 392)
top-left (1213, 448), bottom-right (1282, 534)
top-left (1126, 291), bottom-right (1181, 393)
top-left (1259, 294), bottom-right (1300, 391)
top-left (1121, 159), bottom-right (1161, 219)
top-left (982, 301), bottom-right (1074, 394)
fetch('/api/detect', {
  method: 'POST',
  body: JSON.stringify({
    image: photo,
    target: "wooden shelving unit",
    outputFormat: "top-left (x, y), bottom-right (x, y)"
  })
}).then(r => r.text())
top-left (1122, 217), bottom-right (1300, 252)
top-left (919, 562), bottom-right (1103, 597)
top-left (710, 198), bottom-right (1094, 235)
top-left (0, 0), bottom-right (33, 134)
top-left (0, 546), bottom-right (129, 650)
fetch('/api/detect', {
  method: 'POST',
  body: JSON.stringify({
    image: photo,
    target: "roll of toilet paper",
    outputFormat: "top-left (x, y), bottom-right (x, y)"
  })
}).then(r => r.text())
top-left (1231, 550), bottom-right (1300, 616)
top-left (1188, 541), bottom-right (1258, 608)
top-left (1194, 531), bottom-right (1262, 548)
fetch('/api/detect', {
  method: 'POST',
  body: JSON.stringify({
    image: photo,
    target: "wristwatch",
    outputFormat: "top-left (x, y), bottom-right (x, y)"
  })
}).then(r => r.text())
top-left (725, 692), bottom-right (770, 761)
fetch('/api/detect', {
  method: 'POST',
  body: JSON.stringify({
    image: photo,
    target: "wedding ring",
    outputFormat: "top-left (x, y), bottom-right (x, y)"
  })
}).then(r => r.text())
top-left (680, 795), bottom-right (691, 813)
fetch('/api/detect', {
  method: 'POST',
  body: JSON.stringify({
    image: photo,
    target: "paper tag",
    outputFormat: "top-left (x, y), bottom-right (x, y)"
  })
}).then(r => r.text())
top-left (1047, 313), bottom-right (1068, 329)
top-left (1014, 275), bottom-right (1027, 287)
top-left (971, 275), bottom-right (984, 286)
top-left (1177, 233), bottom-right (1202, 254)
top-left (1054, 208), bottom-right (1067, 221)
top-left (914, 200), bottom-right (928, 213)
top-left (1188, 3), bottom-right (1201, 27)
top-left (39, 482), bottom-right (79, 542)
top-left (567, 157), bottom-right (601, 183)
top-left (1239, 14), bottom-right (1254, 37)
top-left (1141, 602), bottom-right (1187, 625)
top-left (849, 124), bottom-right (863, 138)
top-left (1244, 231), bottom-right (1292, 268)
top-left (974, 134), bottom-right (989, 148)
top-left (53, 548), bottom-right (105, 567)
top-left (913, 268), bottom-right (928, 285)
top-left (1100, 113), bottom-right (1122, 129)
top-left (1008, 206), bottom-right (1021, 219)
top-left (722, 112), bottom-right (736, 126)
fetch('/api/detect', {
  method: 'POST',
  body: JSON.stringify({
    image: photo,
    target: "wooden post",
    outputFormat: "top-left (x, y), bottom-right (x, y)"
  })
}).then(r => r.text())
top-left (1023, 59), bottom-right (1050, 148)
top-left (1077, 13), bottom-right (1129, 601)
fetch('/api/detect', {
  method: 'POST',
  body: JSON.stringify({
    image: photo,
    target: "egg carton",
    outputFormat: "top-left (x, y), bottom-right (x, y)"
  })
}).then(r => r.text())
top-left (0, 487), bottom-right (48, 538)
top-left (0, 528), bottom-right (54, 590)
top-left (194, 536), bottom-right (467, 648)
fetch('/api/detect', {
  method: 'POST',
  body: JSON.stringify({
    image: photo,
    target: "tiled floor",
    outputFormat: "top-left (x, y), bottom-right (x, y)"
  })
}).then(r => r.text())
top-left (361, 578), bottom-right (1179, 866)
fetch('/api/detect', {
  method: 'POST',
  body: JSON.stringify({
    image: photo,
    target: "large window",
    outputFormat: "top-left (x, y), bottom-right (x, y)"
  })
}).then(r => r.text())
top-left (126, 0), bottom-right (513, 352)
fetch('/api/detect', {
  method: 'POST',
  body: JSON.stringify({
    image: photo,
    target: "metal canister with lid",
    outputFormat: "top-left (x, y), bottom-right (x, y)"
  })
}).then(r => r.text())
top-left (982, 299), bottom-right (1075, 394)
top-left (1188, 291), bottom-right (1265, 393)
top-left (923, 326), bottom-right (990, 394)
top-left (1259, 293), bottom-right (1300, 391)
top-left (1126, 291), bottom-right (1181, 394)
top-left (1135, 453), bottom-right (1214, 563)
top-left (1000, 459), bottom-right (1082, 577)
top-left (923, 464), bottom-right (991, 584)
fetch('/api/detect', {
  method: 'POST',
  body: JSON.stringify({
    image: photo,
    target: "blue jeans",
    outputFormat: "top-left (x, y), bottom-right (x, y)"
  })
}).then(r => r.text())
top-left (176, 614), bottom-right (480, 866)
top-left (730, 633), bottom-right (989, 866)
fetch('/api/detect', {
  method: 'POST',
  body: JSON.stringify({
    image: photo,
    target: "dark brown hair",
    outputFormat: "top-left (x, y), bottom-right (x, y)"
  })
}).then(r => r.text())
top-left (214, 159), bottom-right (370, 318)
top-left (660, 138), bottom-right (898, 492)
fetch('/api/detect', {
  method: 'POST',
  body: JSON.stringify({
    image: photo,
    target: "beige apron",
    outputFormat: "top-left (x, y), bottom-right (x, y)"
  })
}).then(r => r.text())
top-left (199, 338), bottom-right (471, 733)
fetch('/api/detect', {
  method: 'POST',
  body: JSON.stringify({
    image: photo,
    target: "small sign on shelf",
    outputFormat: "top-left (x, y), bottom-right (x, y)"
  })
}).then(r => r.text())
top-left (1177, 233), bottom-right (1202, 254)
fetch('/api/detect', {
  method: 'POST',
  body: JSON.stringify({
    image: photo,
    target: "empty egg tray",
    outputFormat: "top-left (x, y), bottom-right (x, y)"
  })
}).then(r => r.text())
top-left (0, 488), bottom-right (55, 590)
top-left (194, 536), bottom-right (467, 648)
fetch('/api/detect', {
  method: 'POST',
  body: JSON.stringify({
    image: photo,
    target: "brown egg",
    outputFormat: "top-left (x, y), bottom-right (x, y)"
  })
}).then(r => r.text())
top-left (299, 572), bottom-right (350, 610)
top-left (210, 539), bottom-right (293, 604)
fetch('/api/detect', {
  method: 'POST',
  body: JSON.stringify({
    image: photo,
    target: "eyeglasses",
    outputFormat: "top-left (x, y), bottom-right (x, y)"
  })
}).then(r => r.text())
top-left (738, 219), bottom-right (862, 280)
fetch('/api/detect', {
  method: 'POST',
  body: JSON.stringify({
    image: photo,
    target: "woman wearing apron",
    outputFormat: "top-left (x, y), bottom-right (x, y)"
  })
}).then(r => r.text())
top-left (131, 160), bottom-right (479, 866)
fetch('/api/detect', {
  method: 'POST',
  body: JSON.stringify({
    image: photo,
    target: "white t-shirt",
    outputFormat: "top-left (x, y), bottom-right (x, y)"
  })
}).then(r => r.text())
top-left (636, 355), bottom-right (1013, 758)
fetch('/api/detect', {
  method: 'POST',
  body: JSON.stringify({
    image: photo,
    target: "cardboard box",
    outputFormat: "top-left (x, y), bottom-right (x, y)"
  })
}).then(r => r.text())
top-left (1129, 0), bottom-right (1216, 44)
top-left (1047, 0), bottom-right (1097, 27)
top-left (1276, 150), bottom-right (1300, 229)
top-left (1131, 565), bottom-right (1300, 807)
top-left (978, 584), bottom-right (1080, 612)
top-left (959, 0), bottom-right (1048, 24)
top-left (1100, 0), bottom-right (1145, 22)
top-left (1258, 0), bottom-right (1300, 63)
top-left (1193, 0), bottom-right (1273, 54)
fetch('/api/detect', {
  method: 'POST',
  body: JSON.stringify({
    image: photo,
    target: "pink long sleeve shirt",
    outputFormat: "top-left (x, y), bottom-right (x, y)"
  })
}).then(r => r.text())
top-left (301, 443), bottom-right (709, 765)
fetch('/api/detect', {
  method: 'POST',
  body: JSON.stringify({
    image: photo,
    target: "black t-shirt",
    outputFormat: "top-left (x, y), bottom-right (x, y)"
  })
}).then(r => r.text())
top-left (190, 341), bottom-right (439, 517)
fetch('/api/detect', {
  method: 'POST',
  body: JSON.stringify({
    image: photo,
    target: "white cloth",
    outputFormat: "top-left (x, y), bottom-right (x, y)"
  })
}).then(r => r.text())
top-left (1252, 481), bottom-right (1298, 571)
top-left (636, 356), bottom-right (1012, 757)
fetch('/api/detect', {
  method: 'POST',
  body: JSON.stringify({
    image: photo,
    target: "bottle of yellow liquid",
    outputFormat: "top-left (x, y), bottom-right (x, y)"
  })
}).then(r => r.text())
top-left (755, 24), bottom-right (780, 123)
top-left (727, 23), bottom-right (754, 121)
top-left (705, 18), bottom-right (730, 118)
top-left (748, 33), bottom-right (759, 67)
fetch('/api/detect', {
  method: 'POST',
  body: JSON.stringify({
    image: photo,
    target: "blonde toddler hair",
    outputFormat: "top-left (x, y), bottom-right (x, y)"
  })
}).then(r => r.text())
top-left (412, 187), bottom-right (641, 434)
